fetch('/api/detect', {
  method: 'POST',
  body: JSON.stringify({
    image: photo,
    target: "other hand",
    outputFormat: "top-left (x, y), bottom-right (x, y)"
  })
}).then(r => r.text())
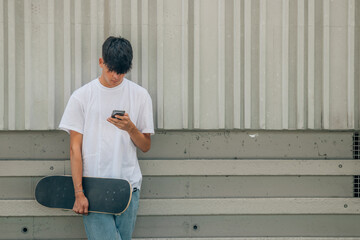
top-left (73, 192), bottom-right (89, 215)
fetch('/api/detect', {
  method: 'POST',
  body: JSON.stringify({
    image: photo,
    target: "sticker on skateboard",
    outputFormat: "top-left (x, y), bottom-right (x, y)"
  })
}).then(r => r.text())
top-left (35, 175), bottom-right (132, 215)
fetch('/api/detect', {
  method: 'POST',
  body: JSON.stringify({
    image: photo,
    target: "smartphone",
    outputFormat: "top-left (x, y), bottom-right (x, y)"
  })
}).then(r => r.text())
top-left (111, 110), bottom-right (125, 120)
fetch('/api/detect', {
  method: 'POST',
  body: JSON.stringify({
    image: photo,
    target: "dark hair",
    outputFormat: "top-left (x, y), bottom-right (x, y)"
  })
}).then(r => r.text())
top-left (102, 36), bottom-right (133, 74)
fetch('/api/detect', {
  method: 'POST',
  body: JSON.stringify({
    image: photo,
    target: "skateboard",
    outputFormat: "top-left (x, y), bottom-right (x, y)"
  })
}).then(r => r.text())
top-left (35, 175), bottom-right (132, 215)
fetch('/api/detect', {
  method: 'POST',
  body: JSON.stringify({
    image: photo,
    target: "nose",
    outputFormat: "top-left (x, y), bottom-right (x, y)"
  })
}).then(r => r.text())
top-left (112, 72), bottom-right (120, 80)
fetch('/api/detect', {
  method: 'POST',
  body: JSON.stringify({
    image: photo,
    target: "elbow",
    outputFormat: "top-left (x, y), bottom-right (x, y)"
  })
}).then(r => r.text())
top-left (140, 136), bottom-right (151, 153)
top-left (70, 145), bottom-right (81, 158)
top-left (141, 142), bottom-right (151, 153)
top-left (141, 146), bottom-right (150, 153)
top-left (70, 147), bottom-right (75, 158)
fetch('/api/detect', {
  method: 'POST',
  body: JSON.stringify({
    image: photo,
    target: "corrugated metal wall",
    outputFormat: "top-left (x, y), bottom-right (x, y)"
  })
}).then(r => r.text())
top-left (1, 1), bottom-right (360, 238)
top-left (0, 0), bottom-right (359, 130)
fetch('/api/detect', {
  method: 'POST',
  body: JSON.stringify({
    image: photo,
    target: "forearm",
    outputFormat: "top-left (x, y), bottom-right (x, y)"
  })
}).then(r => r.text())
top-left (107, 113), bottom-right (151, 152)
top-left (69, 130), bottom-right (84, 193)
top-left (69, 131), bottom-right (88, 215)
top-left (70, 149), bottom-right (83, 192)
top-left (128, 124), bottom-right (151, 152)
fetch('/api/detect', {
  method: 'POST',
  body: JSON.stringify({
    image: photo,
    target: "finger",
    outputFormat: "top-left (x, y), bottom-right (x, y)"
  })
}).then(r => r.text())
top-left (109, 117), bottom-right (122, 123)
top-left (117, 117), bottom-right (127, 123)
top-left (115, 114), bottom-right (123, 119)
top-left (82, 204), bottom-right (89, 215)
top-left (107, 118), bottom-right (117, 124)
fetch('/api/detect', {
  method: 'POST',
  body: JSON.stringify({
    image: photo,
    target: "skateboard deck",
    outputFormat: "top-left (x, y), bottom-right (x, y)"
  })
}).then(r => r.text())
top-left (35, 176), bottom-right (132, 215)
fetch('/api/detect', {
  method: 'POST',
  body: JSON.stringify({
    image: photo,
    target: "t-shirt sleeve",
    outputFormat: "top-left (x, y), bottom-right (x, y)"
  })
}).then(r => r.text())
top-left (59, 95), bottom-right (85, 134)
top-left (136, 92), bottom-right (155, 135)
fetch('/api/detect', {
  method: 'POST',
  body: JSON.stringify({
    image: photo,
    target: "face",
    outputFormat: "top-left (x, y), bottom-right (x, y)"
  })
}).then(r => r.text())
top-left (99, 58), bottom-right (125, 88)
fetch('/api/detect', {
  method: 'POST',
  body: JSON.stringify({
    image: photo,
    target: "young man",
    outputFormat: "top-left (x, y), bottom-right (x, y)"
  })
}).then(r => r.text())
top-left (59, 36), bottom-right (154, 240)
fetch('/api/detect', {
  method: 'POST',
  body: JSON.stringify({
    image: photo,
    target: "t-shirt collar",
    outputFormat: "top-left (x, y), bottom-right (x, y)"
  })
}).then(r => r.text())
top-left (96, 77), bottom-right (127, 91)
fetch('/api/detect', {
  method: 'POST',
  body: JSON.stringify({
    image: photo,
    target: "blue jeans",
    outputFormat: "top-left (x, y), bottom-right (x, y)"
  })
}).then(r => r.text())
top-left (83, 190), bottom-right (140, 240)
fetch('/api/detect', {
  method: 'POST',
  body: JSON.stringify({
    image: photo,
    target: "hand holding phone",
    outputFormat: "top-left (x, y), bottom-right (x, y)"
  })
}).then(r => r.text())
top-left (107, 110), bottom-right (134, 132)
top-left (111, 110), bottom-right (125, 120)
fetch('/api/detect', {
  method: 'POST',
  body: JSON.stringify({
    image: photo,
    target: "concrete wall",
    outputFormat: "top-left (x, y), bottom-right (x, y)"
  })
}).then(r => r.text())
top-left (1, 130), bottom-right (360, 239)
top-left (0, 0), bottom-right (359, 130)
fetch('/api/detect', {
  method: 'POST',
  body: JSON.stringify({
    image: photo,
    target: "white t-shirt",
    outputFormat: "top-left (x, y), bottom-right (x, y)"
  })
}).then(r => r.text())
top-left (59, 78), bottom-right (154, 189)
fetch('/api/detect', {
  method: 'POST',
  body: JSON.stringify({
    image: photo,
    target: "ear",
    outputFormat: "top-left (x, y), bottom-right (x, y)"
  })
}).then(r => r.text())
top-left (99, 58), bottom-right (104, 68)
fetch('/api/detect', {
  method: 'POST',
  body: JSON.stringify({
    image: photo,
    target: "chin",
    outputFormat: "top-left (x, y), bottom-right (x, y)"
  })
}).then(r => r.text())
top-left (112, 80), bottom-right (122, 85)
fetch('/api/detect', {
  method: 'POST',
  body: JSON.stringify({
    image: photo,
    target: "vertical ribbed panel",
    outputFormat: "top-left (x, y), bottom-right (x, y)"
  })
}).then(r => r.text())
top-left (7, 0), bottom-right (15, 130)
top-left (181, 0), bottom-right (188, 129)
top-left (297, 0), bottom-right (305, 129)
top-left (48, 0), bottom-right (55, 129)
top-left (63, 0), bottom-right (71, 109)
top-left (193, 0), bottom-right (200, 129)
top-left (217, 0), bottom-right (225, 129)
top-left (116, 0), bottom-right (122, 36)
top-left (141, 0), bottom-right (148, 90)
top-left (156, 0), bottom-right (163, 129)
top-left (323, 0), bottom-right (330, 129)
top-left (109, 0), bottom-right (122, 37)
top-left (90, 0), bottom-right (97, 79)
top-left (0, 0), bottom-right (3, 129)
top-left (329, 0), bottom-right (348, 129)
top-left (24, 0), bottom-right (31, 130)
top-left (308, 0), bottom-right (315, 129)
top-left (259, 0), bottom-right (266, 129)
top-left (218, 0), bottom-right (225, 129)
top-left (131, 0), bottom-right (138, 84)
top-left (0, 0), bottom-right (359, 130)
top-left (97, 0), bottom-right (104, 77)
top-left (109, 0), bottom-right (115, 36)
top-left (244, 0), bottom-right (252, 129)
top-left (282, 0), bottom-right (289, 129)
top-left (162, 0), bottom-right (186, 129)
top-left (233, 0), bottom-right (241, 129)
top-left (74, 0), bottom-right (82, 90)
top-left (347, 0), bottom-right (355, 129)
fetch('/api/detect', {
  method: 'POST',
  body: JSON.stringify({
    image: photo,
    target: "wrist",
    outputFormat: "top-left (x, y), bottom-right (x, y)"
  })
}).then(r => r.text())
top-left (75, 192), bottom-right (85, 198)
top-left (127, 122), bottom-right (137, 134)
top-left (75, 189), bottom-right (84, 196)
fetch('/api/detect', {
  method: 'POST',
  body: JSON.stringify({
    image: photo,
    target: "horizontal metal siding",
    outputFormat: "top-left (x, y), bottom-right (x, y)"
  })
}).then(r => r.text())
top-left (2, 198), bottom-right (360, 216)
top-left (1, 159), bottom-right (360, 177)
top-left (0, 130), bottom-right (353, 160)
top-left (0, 176), bottom-right (353, 199)
top-left (3, 216), bottom-right (360, 239)
top-left (0, 0), bottom-right (359, 130)
top-left (0, 130), bottom-right (358, 239)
